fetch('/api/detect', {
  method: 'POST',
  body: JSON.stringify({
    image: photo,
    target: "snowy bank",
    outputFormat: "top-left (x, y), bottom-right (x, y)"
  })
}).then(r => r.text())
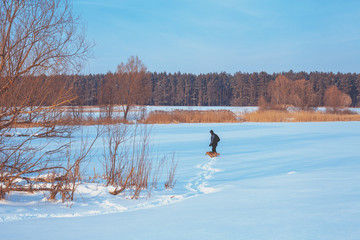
top-left (1, 122), bottom-right (360, 240)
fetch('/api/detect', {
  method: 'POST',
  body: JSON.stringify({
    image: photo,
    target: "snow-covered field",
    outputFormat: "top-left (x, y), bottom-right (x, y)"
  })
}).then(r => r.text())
top-left (1, 121), bottom-right (360, 239)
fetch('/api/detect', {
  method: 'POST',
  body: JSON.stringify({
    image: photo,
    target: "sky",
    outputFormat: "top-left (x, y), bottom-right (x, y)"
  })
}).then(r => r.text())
top-left (73, 0), bottom-right (360, 75)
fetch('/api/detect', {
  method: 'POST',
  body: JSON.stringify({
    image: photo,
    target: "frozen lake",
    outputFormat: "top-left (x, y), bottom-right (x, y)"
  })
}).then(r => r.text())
top-left (1, 122), bottom-right (360, 239)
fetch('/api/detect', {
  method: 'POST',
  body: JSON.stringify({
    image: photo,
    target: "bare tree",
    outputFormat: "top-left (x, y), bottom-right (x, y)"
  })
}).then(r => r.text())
top-left (290, 79), bottom-right (317, 110)
top-left (116, 56), bottom-right (151, 121)
top-left (98, 72), bottom-right (118, 121)
top-left (324, 85), bottom-right (352, 112)
top-left (0, 0), bottom-right (92, 201)
top-left (263, 76), bottom-right (317, 111)
top-left (266, 75), bottom-right (292, 110)
top-left (0, 0), bottom-right (90, 129)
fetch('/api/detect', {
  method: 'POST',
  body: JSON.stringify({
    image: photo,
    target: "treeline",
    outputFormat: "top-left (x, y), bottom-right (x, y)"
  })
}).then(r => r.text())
top-left (66, 71), bottom-right (360, 107)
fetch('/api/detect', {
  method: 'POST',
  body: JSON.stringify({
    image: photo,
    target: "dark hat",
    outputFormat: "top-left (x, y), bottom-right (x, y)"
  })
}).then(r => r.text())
top-left (210, 130), bottom-right (214, 134)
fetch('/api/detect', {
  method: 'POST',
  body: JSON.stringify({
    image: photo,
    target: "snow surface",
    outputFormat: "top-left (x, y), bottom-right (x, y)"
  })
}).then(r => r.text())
top-left (1, 122), bottom-right (360, 239)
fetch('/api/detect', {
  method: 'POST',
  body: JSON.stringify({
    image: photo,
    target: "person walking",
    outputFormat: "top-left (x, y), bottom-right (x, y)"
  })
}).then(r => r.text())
top-left (209, 130), bottom-right (220, 153)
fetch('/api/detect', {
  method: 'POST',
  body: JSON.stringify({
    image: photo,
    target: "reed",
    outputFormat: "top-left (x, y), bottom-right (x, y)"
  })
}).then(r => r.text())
top-left (242, 110), bottom-right (360, 122)
top-left (143, 110), bottom-right (238, 124)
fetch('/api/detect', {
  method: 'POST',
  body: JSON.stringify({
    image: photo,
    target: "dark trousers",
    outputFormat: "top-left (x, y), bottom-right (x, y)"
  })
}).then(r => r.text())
top-left (211, 143), bottom-right (217, 153)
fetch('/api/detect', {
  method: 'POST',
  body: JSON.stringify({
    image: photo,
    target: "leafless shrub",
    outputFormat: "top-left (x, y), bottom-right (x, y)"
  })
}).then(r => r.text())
top-left (103, 123), bottom-right (177, 199)
top-left (0, 127), bottom-right (100, 202)
top-left (103, 124), bottom-right (131, 188)
top-left (165, 153), bottom-right (178, 190)
top-left (103, 123), bottom-right (152, 199)
top-left (151, 156), bottom-right (165, 190)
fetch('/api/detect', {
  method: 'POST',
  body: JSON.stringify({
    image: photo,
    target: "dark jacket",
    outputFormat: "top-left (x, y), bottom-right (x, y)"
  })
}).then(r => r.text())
top-left (210, 133), bottom-right (219, 146)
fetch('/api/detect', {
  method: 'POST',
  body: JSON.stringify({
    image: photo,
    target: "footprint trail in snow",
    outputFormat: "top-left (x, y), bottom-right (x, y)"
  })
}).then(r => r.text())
top-left (186, 156), bottom-right (221, 195)
top-left (0, 155), bottom-right (221, 222)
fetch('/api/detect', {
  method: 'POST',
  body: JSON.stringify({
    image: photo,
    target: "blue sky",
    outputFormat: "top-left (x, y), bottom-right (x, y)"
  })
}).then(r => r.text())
top-left (74, 0), bottom-right (360, 74)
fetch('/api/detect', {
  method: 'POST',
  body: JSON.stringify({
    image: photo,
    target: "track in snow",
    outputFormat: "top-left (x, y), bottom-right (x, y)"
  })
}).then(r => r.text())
top-left (186, 156), bottom-right (221, 195)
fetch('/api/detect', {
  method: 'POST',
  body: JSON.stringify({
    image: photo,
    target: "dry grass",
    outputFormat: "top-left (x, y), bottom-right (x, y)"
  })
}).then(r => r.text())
top-left (143, 110), bottom-right (238, 124)
top-left (58, 117), bottom-right (130, 126)
top-left (9, 107), bottom-right (360, 127)
top-left (242, 110), bottom-right (360, 122)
